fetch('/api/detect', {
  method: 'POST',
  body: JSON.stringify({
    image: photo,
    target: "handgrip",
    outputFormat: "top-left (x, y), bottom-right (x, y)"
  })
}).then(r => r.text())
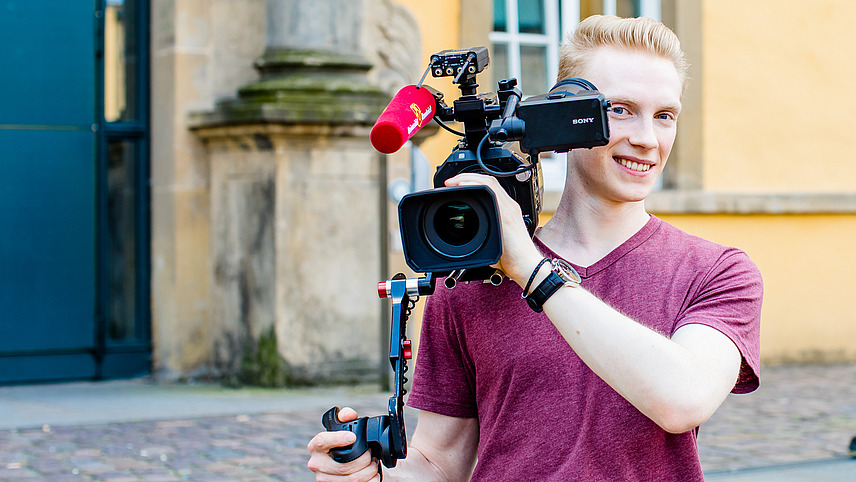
top-left (322, 406), bottom-right (370, 463)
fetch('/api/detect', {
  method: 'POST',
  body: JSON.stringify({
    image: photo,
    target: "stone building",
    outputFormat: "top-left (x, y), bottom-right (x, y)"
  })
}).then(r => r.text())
top-left (1, 0), bottom-right (855, 385)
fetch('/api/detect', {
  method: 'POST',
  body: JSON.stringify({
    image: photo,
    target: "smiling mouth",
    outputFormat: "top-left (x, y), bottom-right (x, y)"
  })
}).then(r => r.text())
top-left (615, 157), bottom-right (652, 172)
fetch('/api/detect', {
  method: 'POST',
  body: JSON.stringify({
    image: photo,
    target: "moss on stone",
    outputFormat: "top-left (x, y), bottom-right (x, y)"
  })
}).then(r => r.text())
top-left (190, 48), bottom-right (391, 129)
top-left (237, 326), bottom-right (311, 387)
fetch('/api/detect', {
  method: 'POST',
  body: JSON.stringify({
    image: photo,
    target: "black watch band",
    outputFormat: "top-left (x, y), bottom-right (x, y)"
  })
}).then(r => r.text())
top-left (525, 271), bottom-right (564, 312)
top-left (524, 259), bottom-right (581, 312)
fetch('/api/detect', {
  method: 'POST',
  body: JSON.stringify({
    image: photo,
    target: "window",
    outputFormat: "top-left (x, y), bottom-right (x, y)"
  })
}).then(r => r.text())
top-left (99, 0), bottom-right (150, 349)
top-left (491, 0), bottom-right (559, 95)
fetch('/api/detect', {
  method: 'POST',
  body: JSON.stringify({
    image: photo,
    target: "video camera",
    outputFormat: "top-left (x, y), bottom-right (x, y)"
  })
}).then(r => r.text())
top-left (395, 47), bottom-right (611, 286)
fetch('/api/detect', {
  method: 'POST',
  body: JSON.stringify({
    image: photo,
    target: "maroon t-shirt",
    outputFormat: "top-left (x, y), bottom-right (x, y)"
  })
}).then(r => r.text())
top-left (407, 216), bottom-right (762, 481)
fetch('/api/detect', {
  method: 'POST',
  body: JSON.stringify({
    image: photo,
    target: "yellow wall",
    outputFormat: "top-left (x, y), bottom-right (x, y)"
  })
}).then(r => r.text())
top-left (400, 0), bottom-right (856, 364)
top-left (396, 0), bottom-right (460, 61)
top-left (658, 213), bottom-right (856, 364)
top-left (702, 0), bottom-right (856, 193)
top-left (695, 0), bottom-right (856, 362)
top-left (396, 0), bottom-right (467, 166)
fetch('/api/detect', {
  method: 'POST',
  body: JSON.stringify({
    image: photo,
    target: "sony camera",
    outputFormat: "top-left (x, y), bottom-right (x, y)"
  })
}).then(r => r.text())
top-left (397, 47), bottom-right (610, 285)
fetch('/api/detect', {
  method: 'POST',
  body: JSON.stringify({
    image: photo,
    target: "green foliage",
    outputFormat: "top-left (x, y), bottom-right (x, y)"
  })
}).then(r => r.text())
top-left (238, 326), bottom-right (288, 388)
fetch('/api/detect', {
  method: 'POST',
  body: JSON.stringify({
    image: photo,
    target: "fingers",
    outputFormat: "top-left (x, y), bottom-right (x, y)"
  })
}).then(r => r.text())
top-left (307, 447), bottom-right (378, 481)
top-left (307, 429), bottom-right (357, 456)
top-left (308, 407), bottom-right (378, 480)
top-left (444, 172), bottom-right (498, 188)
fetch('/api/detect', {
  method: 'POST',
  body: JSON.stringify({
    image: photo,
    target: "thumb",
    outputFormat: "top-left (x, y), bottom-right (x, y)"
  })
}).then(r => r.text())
top-left (337, 406), bottom-right (359, 423)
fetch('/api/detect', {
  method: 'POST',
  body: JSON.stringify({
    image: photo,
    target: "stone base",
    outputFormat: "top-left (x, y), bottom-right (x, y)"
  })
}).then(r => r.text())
top-left (198, 124), bottom-right (385, 385)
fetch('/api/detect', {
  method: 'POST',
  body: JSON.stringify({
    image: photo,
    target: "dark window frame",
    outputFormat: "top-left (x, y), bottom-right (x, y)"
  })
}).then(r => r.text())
top-left (95, 0), bottom-right (151, 375)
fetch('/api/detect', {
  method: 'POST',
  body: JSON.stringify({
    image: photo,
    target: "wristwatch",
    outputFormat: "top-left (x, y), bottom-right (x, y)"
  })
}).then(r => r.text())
top-left (524, 258), bottom-right (581, 312)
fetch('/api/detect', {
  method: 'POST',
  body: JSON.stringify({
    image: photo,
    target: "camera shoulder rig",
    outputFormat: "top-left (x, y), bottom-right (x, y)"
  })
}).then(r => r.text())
top-left (321, 273), bottom-right (436, 469)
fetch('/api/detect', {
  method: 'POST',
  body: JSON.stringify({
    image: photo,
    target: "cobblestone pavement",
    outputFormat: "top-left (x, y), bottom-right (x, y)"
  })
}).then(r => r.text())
top-left (698, 363), bottom-right (856, 475)
top-left (0, 364), bottom-right (854, 481)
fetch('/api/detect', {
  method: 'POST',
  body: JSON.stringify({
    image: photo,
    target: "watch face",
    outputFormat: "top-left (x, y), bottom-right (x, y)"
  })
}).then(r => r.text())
top-left (553, 258), bottom-right (581, 286)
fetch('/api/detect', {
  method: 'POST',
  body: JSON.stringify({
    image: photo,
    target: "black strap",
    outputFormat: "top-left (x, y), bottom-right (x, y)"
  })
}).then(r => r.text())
top-left (522, 258), bottom-right (550, 298)
top-left (525, 271), bottom-right (565, 313)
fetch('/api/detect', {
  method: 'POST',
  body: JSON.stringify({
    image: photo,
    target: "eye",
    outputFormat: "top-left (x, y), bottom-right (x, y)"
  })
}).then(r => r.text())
top-left (608, 105), bottom-right (630, 117)
top-left (656, 112), bottom-right (677, 122)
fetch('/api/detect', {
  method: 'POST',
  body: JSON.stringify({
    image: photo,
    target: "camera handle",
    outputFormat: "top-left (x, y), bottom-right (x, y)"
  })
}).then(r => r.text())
top-left (322, 273), bottom-right (436, 469)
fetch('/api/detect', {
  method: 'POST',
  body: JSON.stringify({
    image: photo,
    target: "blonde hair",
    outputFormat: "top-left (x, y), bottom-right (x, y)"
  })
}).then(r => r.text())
top-left (558, 15), bottom-right (688, 93)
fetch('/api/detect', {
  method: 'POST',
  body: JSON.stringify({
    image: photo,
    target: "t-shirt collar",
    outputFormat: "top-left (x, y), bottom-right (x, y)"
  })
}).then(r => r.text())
top-left (534, 215), bottom-right (662, 278)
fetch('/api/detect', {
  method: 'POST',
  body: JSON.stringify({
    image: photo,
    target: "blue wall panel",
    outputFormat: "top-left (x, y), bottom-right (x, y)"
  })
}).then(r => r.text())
top-left (0, 1), bottom-right (95, 127)
top-left (0, 129), bottom-right (96, 352)
top-left (0, 1), bottom-right (98, 383)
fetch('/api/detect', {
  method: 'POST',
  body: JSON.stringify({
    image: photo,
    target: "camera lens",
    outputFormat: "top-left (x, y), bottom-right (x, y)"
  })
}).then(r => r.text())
top-left (419, 190), bottom-right (493, 260)
top-left (433, 202), bottom-right (479, 246)
top-left (399, 185), bottom-right (502, 270)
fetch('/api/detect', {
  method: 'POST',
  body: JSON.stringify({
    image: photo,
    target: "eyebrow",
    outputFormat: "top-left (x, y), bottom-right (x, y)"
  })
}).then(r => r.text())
top-left (609, 96), bottom-right (682, 114)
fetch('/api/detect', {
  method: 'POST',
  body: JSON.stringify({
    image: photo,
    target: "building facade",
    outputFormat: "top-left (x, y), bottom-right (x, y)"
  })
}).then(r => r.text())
top-left (1, 0), bottom-right (854, 385)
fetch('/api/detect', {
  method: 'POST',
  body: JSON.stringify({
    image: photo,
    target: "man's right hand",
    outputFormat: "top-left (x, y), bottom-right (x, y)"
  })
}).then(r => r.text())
top-left (307, 407), bottom-right (380, 481)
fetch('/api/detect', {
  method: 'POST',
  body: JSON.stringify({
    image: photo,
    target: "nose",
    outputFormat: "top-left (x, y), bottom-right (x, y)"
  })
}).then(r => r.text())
top-left (628, 116), bottom-right (659, 150)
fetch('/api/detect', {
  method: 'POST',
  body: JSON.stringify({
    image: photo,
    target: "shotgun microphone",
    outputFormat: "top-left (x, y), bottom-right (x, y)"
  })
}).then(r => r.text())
top-left (370, 85), bottom-right (437, 154)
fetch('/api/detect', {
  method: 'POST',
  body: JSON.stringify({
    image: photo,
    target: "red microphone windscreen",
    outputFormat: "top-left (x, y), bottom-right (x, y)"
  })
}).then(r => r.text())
top-left (371, 85), bottom-right (436, 154)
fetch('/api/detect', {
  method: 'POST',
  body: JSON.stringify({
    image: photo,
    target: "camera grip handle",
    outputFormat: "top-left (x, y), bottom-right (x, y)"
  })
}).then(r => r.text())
top-left (322, 406), bottom-right (370, 463)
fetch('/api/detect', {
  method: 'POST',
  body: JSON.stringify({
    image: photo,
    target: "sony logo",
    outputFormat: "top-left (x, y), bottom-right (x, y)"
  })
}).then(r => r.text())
top-left (572, 117), bottom-right (595, 125)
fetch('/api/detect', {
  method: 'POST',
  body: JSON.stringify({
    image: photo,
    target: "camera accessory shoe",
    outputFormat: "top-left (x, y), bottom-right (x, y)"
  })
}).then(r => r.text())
top-left (524, 258), bottom-right (581, 312)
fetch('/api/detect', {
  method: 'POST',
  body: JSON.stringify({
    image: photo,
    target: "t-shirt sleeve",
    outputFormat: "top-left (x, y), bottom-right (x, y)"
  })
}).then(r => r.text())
top-left (406, 291), bottom-right (478, 418)
top-left (674, 249), bottom-right (763, 394)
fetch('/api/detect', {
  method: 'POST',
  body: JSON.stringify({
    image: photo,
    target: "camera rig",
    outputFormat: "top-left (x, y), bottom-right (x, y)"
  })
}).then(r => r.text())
top-left (322, 46), bottom-right (610, 472)
top-left (400, 47), bottom-right (610, 286)
top-left (322, 273), bottom-right (435, 470)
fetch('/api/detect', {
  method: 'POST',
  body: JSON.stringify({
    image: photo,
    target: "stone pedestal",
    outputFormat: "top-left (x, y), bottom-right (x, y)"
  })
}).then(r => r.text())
top-left (192, 123), bottom-right (386, 384)
top-left (189, 9), bottom-right (387, 385)
top-left (188, 0), bottom-right (424, 385)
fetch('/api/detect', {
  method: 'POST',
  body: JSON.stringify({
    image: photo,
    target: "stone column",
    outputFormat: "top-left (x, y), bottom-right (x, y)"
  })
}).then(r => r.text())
top-left (190, 0), bottom-right (420, 385)
top-left (150, 0), bottom-right (267, 379)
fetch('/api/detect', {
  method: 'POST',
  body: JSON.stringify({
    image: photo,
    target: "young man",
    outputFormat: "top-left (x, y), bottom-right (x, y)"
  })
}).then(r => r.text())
top-left (308, 15), bottom-right (762, 481)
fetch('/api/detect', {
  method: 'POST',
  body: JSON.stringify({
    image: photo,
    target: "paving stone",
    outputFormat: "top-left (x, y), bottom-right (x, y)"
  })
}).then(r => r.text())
top-left (1, 364), bottom-right (854, 479)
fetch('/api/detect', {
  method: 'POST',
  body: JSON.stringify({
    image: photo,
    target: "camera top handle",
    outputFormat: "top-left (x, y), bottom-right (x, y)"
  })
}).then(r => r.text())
top-left (430, 68), bottom-right (537, 178)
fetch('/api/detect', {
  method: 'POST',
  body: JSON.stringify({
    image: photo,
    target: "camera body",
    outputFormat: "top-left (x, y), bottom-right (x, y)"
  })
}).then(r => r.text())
top-left (514, 78), bottom-right (611, 153)
top-left (398, 48), bottom-right (610, 280)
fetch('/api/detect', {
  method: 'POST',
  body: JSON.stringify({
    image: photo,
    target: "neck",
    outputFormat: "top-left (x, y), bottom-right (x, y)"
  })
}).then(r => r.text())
top-left (538, 188), bottom-right (651, 267)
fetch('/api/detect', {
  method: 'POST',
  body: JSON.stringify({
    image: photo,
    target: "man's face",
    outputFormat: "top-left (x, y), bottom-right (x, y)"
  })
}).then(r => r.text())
top-left (568, 46), bottom-right (683, 204)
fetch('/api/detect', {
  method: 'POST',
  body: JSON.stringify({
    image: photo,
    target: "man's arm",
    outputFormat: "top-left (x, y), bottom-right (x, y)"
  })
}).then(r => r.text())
top-left (308, 408), bottom-right (478, 481)
top-left (541, 286), bottom-right (741, 434)
top-left (445, 172), bottom-right (744, 434)
top-left (511, 219), bottom-right (742, 434)
top-left (384, 410), bottom-right (479, 481)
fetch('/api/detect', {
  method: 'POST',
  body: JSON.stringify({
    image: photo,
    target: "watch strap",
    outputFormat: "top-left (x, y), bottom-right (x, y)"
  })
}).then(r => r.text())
top-left (525, 271), bottom-right (565, 313)
top-left (524, 259), bottom-right (582, 312)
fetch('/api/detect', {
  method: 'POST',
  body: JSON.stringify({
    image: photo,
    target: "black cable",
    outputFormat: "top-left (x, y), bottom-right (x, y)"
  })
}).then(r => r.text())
top-left (432, 117), bottom-right (466, 137)
top-left (475, 133), bottom-right (538, 178)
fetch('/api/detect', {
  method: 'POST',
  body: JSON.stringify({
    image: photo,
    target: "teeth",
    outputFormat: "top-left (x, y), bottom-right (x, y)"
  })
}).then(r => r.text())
top-left (617, 158), bottom-right (651, 172)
